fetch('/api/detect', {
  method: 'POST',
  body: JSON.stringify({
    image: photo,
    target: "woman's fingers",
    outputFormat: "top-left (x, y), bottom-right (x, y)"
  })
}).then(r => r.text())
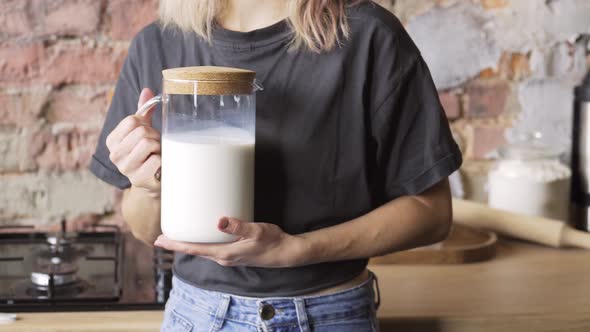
top-left (154, 223), bottom-right (295, 268)
top-left (218, 218), bottom-right (260, 239)
top-left (106, 116), bottom-right (142, 152)
top-left (110, 124), bottom-right (160, 164)
top-left (104, 87), bottom-right (162, 194)
top-left (154, 235), bottom-right (219, 257)
top-left (153, 235), bottom-right (243, 263)
top-left (129, 154), bottom-right (162, 190)
top-left (117, 138), bottom-right (161, 175)
top-left (154, 220), bottom-right (266, 266)
top-left (136, 88), bottom-right (158, 124)
top-left (138, 153), bottom-right (162, 179)
top-left (137, 88), bottom-right (154, 109)
top-left (107, 87), bottom-right (156, 153)
top-left (107, 119), bottom-right (162, 193)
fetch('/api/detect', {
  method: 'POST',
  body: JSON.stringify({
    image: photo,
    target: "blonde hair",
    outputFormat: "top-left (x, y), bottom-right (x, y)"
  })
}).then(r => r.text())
top-left (159, 0), bottom-right (361, 53)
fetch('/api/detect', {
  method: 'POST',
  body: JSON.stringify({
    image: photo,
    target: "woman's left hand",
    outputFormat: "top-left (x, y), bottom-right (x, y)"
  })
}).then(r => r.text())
top-left (153, 218), bottom-right (306, 268)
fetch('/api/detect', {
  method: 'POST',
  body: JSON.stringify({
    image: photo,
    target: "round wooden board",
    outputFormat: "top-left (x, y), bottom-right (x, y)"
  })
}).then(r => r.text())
top-left (369, 224), bottom-right (497, 265)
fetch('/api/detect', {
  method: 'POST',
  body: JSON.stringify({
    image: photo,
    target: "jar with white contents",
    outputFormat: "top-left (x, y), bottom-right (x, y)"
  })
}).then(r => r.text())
top-left (488, 137), bottom-right (571, 221)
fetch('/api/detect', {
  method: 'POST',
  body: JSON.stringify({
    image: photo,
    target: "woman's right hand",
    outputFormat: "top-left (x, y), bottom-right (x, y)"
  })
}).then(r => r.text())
top-left (106, 88), bottom-right (161, 198)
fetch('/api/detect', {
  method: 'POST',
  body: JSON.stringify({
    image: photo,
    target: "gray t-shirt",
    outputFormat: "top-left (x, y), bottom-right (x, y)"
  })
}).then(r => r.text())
top-left (90, 2), bottom-right (462, 297)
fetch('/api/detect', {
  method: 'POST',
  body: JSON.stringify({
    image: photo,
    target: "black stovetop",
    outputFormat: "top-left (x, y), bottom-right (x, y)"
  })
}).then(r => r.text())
top-left (0, 223), bottom-right (172, 312)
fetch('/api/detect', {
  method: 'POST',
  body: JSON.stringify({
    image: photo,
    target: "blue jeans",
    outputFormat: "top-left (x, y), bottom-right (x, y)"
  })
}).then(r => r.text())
top-left (161, 272), bottom-right (381, 332)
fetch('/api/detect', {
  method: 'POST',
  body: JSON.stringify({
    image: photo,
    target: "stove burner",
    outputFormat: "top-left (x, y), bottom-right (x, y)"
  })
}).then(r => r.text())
top-left (31, 259), bottom-right (78, 287)
top-left (46, 234), bottom-right (76, 246)
top-left (25, 281), bottom-right (86, 299)
top-left (30, 272), bottom-right (78, 288)
top-left (46, 232), bottom-right (78, 253)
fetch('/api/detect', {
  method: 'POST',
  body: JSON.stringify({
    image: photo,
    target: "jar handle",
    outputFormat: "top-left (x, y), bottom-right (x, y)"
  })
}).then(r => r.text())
top-left (135, 94), bottom-right (163, 183)
top-left (135, 94), bottom-right (163, 117)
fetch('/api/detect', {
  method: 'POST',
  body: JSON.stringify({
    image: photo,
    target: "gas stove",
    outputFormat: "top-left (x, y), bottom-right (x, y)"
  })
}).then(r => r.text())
top-left (0, 221), bottom-right (172, 312)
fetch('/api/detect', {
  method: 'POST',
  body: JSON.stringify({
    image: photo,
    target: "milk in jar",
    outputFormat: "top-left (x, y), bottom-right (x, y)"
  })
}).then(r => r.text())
top-left (161, 127), bottom-right (255, 243)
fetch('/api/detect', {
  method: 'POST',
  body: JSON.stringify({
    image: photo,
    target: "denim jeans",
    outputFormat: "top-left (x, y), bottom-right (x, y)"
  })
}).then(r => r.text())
top-left (161, 272), bottom-right (381, 332)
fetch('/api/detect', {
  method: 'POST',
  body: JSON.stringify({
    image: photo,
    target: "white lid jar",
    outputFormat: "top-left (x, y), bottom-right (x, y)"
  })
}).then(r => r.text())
top-left (488, 136), bottom-right (571, 221)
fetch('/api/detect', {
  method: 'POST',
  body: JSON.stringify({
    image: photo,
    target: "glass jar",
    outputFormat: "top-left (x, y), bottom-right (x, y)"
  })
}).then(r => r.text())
top-left (488, 135), bottom-right (571, 221)
top-left (137, 66), bottom-right (261, 243)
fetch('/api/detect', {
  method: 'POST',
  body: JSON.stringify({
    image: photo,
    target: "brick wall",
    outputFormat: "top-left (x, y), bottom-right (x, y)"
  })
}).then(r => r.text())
top-left (0, 0), bottom-right (588, 226)
top-left (395, 0), bottom-right (590, 201)
top-left (0, 0), bottom-right (158, 227)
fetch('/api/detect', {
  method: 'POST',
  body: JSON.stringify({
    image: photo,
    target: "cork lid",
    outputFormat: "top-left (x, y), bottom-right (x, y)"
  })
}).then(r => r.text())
top-left (162, 66), bottom-right (256, 95)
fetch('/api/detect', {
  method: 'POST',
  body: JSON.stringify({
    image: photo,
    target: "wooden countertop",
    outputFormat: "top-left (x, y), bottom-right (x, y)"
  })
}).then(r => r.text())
top-left (4, 238), bottom-right (590, 332)
top-left (0, 311), bottom-right (163, 332)
top-left (374, 238), bottom-right (590, 331)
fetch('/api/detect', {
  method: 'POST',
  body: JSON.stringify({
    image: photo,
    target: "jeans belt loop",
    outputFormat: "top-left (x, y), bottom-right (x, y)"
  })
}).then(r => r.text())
top-left (210, 294), bottom-right (230, 332)
top-left (294, 298), bottom-right (311, 332)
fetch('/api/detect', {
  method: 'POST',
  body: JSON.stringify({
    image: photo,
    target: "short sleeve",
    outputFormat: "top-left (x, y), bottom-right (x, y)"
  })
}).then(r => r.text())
top-left (89, 44), bottom-right (141, 189)
top-left (371, 56), bottom-right (462, 201)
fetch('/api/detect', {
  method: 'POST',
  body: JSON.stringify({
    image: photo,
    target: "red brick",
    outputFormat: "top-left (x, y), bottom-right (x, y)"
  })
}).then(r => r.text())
top-left (0, 127), bottom-right (37, 172)
top-left (497, 52), bottom-right (531, 81)
top-left (41, 0), bottom-right (101, 37)
top-left (471, 126), bottom-right (506, 159)
top-left (464, 81), bottom-right (510, 119)
top-left (438, 91), bottom-right (461, 120)
top-left (0, 42), bottom-right (44, 84)
top-left (478, 68), bottom-right (497, 79)
top-left (46, 85), bottom-right (110, 125)
top-left (107, 0), bottom-right (159, 40)
top-left (479, 53), bottom-right (531, 81)
top-left (41, 42), bottom-right (128, 85)
top-left (30, 126), bottom-right (100, 170)
top-left (0, 0), bottom-right (34, 38)
top-left (27, 127), bottom-right (52, 162)
top-left (0, 86), bottom-right (51, 126)
top-left (481, 0), bottom-right (509, 9)
top-left (508, 53), bottom-right (531, 81)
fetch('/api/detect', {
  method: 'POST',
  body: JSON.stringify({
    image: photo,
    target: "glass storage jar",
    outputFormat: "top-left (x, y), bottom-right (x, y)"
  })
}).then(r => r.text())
top-left (137, 66), bottom-right (261, 243)
top-left (488, 135), bottom-right (571, 221)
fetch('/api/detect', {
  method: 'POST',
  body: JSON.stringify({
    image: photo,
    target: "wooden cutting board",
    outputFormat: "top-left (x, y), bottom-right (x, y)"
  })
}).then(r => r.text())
top-left (370, 224), bottom-right (497, 264)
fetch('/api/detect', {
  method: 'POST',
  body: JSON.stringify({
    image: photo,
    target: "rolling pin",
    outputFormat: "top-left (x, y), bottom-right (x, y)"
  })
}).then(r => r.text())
top-left (452, 198), bottom-right (590, 249)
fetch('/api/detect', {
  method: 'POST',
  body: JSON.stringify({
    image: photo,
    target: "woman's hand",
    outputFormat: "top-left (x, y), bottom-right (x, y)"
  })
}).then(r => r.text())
top-left (154, 218), bottom-right (306, 268)
top-left (106, 88), bottom-right (161, 198)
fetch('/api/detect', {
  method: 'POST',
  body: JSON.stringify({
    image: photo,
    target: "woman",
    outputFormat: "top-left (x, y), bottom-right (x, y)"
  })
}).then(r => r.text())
top-left (90, 0), bottom-right (462, 331)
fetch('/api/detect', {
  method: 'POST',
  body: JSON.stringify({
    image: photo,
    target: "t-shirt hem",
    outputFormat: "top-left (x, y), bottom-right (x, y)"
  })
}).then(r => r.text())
top-left (172, 262), bottom-right (369, 298)
top-left (89, 155), bottom-right (131, 190)
top-left (388, 146), bottom-right (463, 198)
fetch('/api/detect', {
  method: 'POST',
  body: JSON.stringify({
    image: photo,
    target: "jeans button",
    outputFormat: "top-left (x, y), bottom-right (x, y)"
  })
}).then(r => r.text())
top-left (259, 303), bottom-right (275, 320)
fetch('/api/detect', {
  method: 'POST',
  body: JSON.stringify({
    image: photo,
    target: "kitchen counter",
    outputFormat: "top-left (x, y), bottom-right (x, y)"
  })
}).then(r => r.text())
top-left (0, 311), bottom-right (163, 332)
top-left (4, 238), bottom-right (590, 332)
top-left (374, 238), bottom-right (590, 331)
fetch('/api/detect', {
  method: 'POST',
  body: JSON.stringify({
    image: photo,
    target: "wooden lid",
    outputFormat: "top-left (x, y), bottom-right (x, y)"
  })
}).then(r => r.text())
top-left (162, 66), bottom-right (256, 95)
